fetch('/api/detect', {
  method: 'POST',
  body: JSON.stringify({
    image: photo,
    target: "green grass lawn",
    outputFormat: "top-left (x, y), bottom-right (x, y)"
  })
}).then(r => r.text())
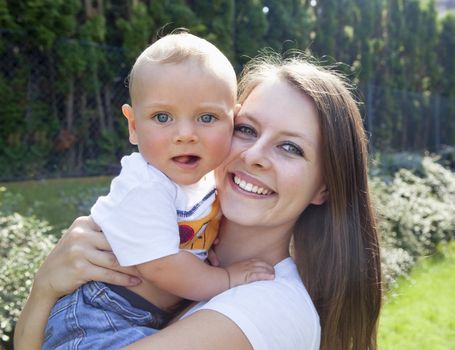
top-left (0, 176), bottom-right (111, 236)
top-left (378, 242), bottom-right (455, 350)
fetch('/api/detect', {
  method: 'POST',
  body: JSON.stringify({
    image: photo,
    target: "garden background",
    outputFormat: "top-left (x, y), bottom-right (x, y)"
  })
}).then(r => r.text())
top-left (1, 0), bottom-right (454, 349)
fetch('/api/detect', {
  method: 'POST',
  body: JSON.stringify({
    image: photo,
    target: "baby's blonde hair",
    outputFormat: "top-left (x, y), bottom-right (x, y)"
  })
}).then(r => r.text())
top-left (128, 33), bottom-right (236, 101)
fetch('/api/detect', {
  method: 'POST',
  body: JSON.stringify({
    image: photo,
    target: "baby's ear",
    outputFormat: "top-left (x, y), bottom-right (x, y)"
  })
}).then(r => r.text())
top-left (122, 104), bottom-right (138, 145)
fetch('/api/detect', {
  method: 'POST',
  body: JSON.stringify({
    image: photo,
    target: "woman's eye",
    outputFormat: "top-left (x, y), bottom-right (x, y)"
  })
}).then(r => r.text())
top-left (152, 113), bottom-right (172, 123)
top-left (280, 143), bottom-right (304, 156)
top-left (199, 114), bottom-right (216, 124)
top-left (234, 124), bottom-right (256, 137)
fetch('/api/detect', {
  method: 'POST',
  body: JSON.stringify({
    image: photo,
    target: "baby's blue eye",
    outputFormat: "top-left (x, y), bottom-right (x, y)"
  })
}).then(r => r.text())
top-left (281, 143), bottom-right (303, 156)
top-left (199, 114), bottom-right (216, 123)
top-left (153, 113), bottom-right (172, 123)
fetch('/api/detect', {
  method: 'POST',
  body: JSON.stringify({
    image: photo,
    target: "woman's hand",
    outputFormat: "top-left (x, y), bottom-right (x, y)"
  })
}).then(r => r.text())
top-left (15, 216), bottom-right (141, 350)
top-left (34, 216), bottom-right (141, 299)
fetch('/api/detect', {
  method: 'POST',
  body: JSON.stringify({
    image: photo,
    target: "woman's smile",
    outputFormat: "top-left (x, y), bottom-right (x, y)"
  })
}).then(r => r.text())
top-left (232, 172), bottom-right (275, 196)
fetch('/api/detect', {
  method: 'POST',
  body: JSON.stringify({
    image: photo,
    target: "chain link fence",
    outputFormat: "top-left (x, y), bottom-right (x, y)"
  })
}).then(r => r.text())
top-left (0, 36), bottom-right (454, 182)
top-left (0, 33), bottom-right (135, 181)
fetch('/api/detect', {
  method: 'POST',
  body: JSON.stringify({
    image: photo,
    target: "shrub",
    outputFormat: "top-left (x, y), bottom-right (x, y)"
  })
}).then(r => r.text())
top-left (0, 210), bottom-right (56, 343)
top-left (371, 156), bottom-right (455, 288)
top-left (438, 145), bottom-right (455, 170)
top-left (370, 152), bottom-right (424, 181)
top-left (380, 246), bottom-right (414, 288)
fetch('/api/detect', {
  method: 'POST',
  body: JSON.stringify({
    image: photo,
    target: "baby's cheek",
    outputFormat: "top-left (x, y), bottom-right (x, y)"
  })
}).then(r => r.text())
top-left (209, 133), bottom-right (231, 156)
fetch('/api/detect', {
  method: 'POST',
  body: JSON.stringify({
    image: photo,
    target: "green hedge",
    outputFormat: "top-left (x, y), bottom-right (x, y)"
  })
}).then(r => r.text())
top-left (0, 188), bottom-right (56, 343)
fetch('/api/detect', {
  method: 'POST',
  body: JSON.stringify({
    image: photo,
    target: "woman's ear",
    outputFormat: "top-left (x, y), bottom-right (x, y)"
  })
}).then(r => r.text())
top-left (122, 104), bottom-right (138, 145)
top-left (311, 186), bottom-right (328, 205)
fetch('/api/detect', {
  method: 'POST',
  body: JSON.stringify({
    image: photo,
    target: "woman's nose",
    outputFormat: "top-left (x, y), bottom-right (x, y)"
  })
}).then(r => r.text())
top-left (240, 142), bottom-right (272, 169)
top-left (173, 122), bottom-right (199, 143)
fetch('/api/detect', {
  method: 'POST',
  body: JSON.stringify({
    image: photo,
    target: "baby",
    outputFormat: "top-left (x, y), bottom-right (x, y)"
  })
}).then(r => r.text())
top-left (43, 33), bottom-right (274, 349)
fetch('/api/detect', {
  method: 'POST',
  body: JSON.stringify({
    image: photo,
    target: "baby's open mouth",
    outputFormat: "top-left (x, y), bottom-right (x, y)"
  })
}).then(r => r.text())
top-left (172, 155), bottom-right (200, 164)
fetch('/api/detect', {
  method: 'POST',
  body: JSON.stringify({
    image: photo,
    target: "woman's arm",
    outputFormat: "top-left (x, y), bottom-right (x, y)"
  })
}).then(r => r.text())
top-left (13, 281), bottom-right (60, 350)
top-left (14, 216), bottom-right (141, 350)
top-left (123, 309), bottom-right (252, 350)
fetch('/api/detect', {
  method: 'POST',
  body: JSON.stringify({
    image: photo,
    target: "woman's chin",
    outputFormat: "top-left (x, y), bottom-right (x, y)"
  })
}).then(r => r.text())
top-left (219, 188), bottom-right (272, 227)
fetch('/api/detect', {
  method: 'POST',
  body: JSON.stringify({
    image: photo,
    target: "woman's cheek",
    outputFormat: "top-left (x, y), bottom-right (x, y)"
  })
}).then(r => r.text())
top-left (228, 136), bottom-right (249, 157)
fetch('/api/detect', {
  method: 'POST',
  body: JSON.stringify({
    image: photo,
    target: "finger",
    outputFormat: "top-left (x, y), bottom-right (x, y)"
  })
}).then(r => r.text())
top-left (65, 216), bottom-right (93, 233)
top-left (86, 249), bottom-right (120, 269)
top-left (250, 265), bottom-right (275, 276)
top-left (65, 224), bottom-right (112, 251)
top-left (246, 271), bottom-right (275, 283)
top-left (207, 249), bottom-right (220, 266)
top-left (249, 261), bottom-right (275, 272)
top-left (87, 230), bottom-right (113, 251)
top-left (88, 265), bottom-right (142, 287)
top-left (86, 249), bottom-right (141, 278)
top-left (87, 215), bottom-right (101, 231)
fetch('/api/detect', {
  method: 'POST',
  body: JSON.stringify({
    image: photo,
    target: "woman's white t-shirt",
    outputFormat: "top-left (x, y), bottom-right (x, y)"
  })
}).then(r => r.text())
top-left (182, 257), bottom-right (321, 350)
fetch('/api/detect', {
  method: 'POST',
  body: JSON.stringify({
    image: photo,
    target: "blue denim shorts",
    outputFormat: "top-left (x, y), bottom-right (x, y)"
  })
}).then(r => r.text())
top-left (43, 281), bottom-right (161, 350)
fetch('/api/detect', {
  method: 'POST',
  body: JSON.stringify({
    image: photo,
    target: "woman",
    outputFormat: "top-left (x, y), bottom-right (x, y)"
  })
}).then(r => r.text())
top-left (15, 54), bottom-right (382, 350)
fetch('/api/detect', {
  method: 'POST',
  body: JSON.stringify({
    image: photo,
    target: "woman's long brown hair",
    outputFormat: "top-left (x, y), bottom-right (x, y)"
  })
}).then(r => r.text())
top-left (238, 55), bottom-right (382, 350)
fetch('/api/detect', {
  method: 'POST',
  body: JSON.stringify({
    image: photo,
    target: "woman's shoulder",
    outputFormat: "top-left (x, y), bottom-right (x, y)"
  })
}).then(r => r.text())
top-left (186, 257), bottom-right (320, 350)
top-left (234, 257), bottom-right (318, 320)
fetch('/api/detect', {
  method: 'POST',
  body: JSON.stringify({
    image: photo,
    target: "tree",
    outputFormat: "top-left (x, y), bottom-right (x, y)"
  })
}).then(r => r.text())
top-left (116, 1), bottom-right (154, 62)
top-left (189, 0), bottom-right (235, 61)
top-left (437, 13), bottom-right (455, 146)
top-left (233, 0), bottom-right (268, 68)
top-left (150, 0), bottom-right (203, 38)
top-left (312, 0), bottom-right (357, 65)
top-left (263, 0), bottom-right (313, 54)
top-left (351, 0), bottom-right (383, 85)
top-left (0, 0), bottom-right (81, 177)
top-left (438, 13), bottom-right (455, 98)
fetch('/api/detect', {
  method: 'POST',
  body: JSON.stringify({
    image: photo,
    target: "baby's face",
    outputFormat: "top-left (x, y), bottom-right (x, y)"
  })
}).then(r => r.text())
top-left (126, 60), bottom-right (236, 185)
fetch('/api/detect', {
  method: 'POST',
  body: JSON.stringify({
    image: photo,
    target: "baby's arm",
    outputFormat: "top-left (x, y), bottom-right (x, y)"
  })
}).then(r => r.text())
top-left (135, 251), bottom-right (274, 301)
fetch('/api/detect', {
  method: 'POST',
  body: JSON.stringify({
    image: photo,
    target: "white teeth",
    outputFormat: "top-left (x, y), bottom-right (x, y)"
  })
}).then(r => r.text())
top-left (233, 175), bottom-right (272, 195)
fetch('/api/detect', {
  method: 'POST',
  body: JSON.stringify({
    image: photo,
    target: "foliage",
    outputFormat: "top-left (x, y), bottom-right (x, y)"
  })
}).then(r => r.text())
top-left (371, 156), bottom-right (455, 287)
top-left (0, 181), bottom-right (109, 346)
top-left (264, 0), bottom-right (312, 54)
top-left (233, 0), bottom-right (268, 68)
top-left (0, 0), bottom-right (454, 181)
top-left (438, 13), bottom-right (455, 98)
top-left (438, 145), bottom-right (455, 170)
top-left (190, 0), bottom-right (235, 61)
top-left (116, 3), bottom-right (153, 62)
top-left (0, 188), bottom-right (56, 343)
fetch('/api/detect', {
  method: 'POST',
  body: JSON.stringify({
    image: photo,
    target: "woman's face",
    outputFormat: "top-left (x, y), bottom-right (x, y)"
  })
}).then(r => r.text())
top-left (215, 78), bottom-right (327, 231)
